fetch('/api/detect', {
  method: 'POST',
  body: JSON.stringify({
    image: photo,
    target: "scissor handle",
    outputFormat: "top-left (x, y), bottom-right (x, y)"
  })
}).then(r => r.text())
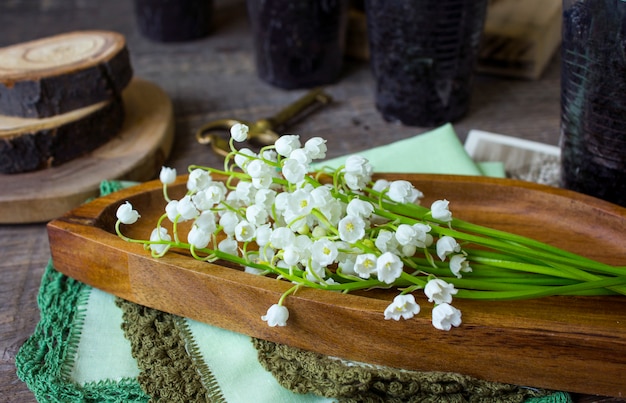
top-left (195, 118), bottom-right (245, 157)
top-left (196, 88), bottom-right (333, 158)
top-left (195, 118), bottom-right (244, 145)
top-left (196, 117), bottom-right (281, 157)
top-left (248, 119), bottom-right (281, 145)
top-left (267, 88), bottom-right (332, 129)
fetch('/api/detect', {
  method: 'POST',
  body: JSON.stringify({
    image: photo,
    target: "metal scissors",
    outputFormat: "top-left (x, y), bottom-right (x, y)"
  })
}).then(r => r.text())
top-left (196, 88), bottom-right (333, 157)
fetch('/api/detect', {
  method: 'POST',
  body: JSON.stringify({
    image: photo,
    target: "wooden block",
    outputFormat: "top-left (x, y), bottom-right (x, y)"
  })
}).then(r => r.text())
top-left (0, 30), bottom-right (133, 118)
top-left (477, 0), bottom-right (562, 79)
top-left (0, 97), bottom-right (125, 173)
top-left (344, 9), bottom-right (369, 60)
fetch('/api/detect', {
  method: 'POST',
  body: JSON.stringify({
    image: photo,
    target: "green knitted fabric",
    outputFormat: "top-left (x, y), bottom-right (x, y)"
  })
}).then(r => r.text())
top-left (115, 298), bottom-right (216, 403)
top-left (252, 338), bottom-right (571, 403)
top-left (15, 179), bottom-right (149, 402)
top-left (99, 180), bottom-right (134, 195)
top-left (15, 261), bottom-right (148, 403)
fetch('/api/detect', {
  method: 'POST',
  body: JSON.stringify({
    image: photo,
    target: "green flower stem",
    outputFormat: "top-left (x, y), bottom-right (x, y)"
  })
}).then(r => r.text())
top-left (399, 271), bottom-right (427, 289)
top-left (372, 205), bottom-right (619, 281)
top-left (189, 164), bottom-right (249, 183)
top-left (444, 277), bottom-right (578, 292)
top-left (455, 274), bottom-right (626, 300)
top-left (121, 224), bottom-right (626, 299)
top-left (469, 251), bottom-right (626, 295)
top-left (450, 219), bottom-right (625, 273)
top-left (376, 196), bottom-right (625, 276)
top-left (115, 221), bottom-right (135, 243)
top-left (162, 184), bottom-right (171, 203)
top-left (336, 187), bottom-right (626, 296)
top-left (406, 259), bottom-right (578, 286)
top-left (278, 285), bottom-right (300, 306)
top-left (469, 255), bottom-right (588, 281)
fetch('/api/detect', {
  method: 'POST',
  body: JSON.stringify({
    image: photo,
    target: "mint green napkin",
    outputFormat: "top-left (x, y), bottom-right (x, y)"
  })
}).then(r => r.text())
top-left (317, 123), bottom-right (485, 175)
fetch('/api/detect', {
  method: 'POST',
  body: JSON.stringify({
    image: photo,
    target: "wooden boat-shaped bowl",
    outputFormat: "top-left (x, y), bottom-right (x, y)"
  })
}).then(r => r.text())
top-left (47, 173), bottom-right (626, 397)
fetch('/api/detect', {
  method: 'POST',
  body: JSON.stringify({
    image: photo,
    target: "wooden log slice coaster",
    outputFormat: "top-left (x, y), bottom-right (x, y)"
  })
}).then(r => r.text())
top-left (0, 78), bottom-right (174, 224)
top-left (0, 30), bottom-right (133, 118)
top-left (0, 96), bottom-right (125, 173)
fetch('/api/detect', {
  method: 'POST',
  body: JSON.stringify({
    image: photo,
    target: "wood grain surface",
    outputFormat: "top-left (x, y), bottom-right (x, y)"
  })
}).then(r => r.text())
top-left (1, 0), bottom-right (623, 402)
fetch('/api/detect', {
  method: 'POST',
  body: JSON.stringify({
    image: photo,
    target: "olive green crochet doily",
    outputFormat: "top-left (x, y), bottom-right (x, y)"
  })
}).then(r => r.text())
top-left (251, 339), bottom-right (566, 403)
top-left (116, 297), bottom-right (569, 403)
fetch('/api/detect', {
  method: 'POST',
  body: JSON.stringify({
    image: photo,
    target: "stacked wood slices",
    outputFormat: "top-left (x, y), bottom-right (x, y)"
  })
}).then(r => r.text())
top-left (0, 31), bottom-right (133, 173)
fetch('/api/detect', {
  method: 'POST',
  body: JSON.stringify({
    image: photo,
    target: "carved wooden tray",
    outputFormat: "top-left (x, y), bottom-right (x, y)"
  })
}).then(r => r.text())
top-left (47, 173), bottom-right (626, 397)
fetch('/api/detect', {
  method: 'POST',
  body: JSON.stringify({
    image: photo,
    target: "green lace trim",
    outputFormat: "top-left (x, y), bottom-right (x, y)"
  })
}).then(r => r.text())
top-left (251, 338), bottom-right (572, 403)
top-left (115, 299), bottom-right (212, 402)
top-left (16, 180), bottom-right (147, 402)
top-left (15, 261), bottom-right (148, 403)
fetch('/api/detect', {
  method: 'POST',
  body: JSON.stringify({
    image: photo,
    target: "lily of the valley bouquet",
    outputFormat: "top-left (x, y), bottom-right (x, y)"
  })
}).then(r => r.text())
top-left (116, 124), bottom-right (626, 331)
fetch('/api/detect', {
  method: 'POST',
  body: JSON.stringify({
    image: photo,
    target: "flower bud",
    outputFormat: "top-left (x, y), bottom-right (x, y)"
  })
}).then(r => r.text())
top-left (230, 123), bottom-right (249, 142)
top-left (116, 201), bottom-right (140, 224)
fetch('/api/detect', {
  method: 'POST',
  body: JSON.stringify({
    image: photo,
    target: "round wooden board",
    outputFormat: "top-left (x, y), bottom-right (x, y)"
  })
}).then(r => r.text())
top-left (0, 78), bottom-right (174, 224)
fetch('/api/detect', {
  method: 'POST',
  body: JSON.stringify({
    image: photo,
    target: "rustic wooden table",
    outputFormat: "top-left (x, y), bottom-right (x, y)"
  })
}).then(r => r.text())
top-left (0, 0), bottom-right (622, 402)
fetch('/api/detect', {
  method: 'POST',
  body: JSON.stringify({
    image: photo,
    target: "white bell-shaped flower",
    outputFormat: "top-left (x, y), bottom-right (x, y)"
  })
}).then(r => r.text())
top-left (176, 195), bottom-right (199, 221)
top-left (188, 225), bottom-right (211, 249)
top-left (387, 180), bottom-right (423, 204)
top-left (424, 278), bottom-right (458, 304)
top-left (261, 304), bottom-right (289, 327)
top-left (116, 201), bottom-right (140, 224)
top-left (187, 168), bottom-right (212, 192)
top-left (384, 294), bottom-right (421, 321)
top-left (234, 148), bottom-right (256, 170)
top-left (436, 236), bottom-right (461, 261)
top-left (354, 253), bottom-right (378, 279)
top-left (376, 252), bottom-right (403, 284)
top-left (431, 303), bottom-right (462, 331)
top-left (235, 220), bottom-right (256, 243)
top-left (338, 215), bottom-right (366, 243)
top-left (450, 254), bottom-right (472, 278)
top-left (431, 199), bottom-right (453, 222)
top-left (311, 238), bottom-right (338, 267)
top-left (159, 166), bottom-right (177, 185)
top-left (230, 123), bottom-right (249, 142)
top-left (275, 134), bottom-right (301, 157)
top-left (282, 158), bottom-right (307, 184)
top-left (304, 137), bottom-right (327, 160)
top-left (149, 227), bottom-right (171, 254)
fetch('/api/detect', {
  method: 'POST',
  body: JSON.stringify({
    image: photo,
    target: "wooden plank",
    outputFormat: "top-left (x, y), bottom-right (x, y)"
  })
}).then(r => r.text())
top-left (47, 173), bottom-right (626, 397)
top-left (345, 0), bottom-right (562, 80)
top-left (477, 0), bottom-right (562, 79)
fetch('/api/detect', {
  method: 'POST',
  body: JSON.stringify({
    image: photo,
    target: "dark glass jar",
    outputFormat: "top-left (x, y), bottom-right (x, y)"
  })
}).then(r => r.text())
top-left (560, 0), bottom-right (626, 206)
top-left (134, 0), bottom-right (213, 42)
top-left (246, 0), bottom-right (349, 89)
top-left (364, 0), bottom-right (488, 127)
